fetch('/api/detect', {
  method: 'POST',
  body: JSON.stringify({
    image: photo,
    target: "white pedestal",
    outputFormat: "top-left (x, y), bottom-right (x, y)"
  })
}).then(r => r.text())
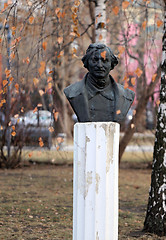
top-left (73, 122), bottom-right (120, 240)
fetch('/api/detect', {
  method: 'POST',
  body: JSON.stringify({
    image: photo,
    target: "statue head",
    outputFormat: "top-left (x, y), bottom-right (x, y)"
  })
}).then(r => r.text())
top-left (82, 43), bottom-right (118, 79)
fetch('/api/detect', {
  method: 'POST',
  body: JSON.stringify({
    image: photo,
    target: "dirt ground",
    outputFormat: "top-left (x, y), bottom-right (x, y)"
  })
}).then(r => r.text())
top-left (0, 162), bottom-right (165, 240)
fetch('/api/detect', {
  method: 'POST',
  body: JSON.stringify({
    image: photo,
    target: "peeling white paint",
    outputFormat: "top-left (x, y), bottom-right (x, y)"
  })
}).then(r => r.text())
top-left (163, 150), bottom-right (166, 168)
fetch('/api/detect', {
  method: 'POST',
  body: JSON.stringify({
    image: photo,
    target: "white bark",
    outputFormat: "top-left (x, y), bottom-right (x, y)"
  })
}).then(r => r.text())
top-left (95, 0), bottom-right (107, 44)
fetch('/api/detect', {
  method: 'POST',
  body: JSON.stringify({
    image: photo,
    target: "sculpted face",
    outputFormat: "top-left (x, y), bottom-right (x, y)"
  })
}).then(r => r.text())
top-left (88, 48), bottom-right (112, 80)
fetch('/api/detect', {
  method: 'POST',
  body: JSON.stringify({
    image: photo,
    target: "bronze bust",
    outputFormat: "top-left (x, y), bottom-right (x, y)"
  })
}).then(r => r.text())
top-left (64, 43), bottom-right (135, 123)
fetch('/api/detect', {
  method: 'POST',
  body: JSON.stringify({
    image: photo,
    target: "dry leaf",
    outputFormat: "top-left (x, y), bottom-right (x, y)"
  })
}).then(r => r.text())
top-left (39, 89), bottom-right (44, 96)
top-left (101, 51), bottom-right (106, 60)
top-left (39, 137), bottom-right (44, 147)
top-left (142, 21), bottom-right (147, 30)
top-left (33, 107), bottom-right (37, 113)
top-left (38, 61), bottom-right (45, 76)
top-left (12, 125), bottom-right (15, 130)
top-left (152, 73), bottom-right (157, 82)
top-left (55, 8), bottom-right (61, 15)
top-left (54, 112), bottom-right (59, 121)
top-left (157, 19), bottom-right (163, 28)
top-left (131, 77), bottom-right (136, 86)
top-left (112, 6), bottom-right (119, 15)
top-left (29, 16), bottom-right (34, 24)
top-left (5, 68), bottom-right (11, 78)
top-left (122, 1), bottom-right (130, 9)
top-left (74, 0), bottom-right (80, 6)
top-left (118, 46), bottom-right (125, 56)
top-left (99, 34), bottom-right (103, 41)
top-left (33, 78), bottom-right (39, 86)
top-left (26, 57), bottom-right (30, 64)
top-left (57, 37), bottom-right (63, 44)
top-left (28, 152), bottom-right (33, 157)
top-left (15, 83), bottom-right (19, 91)
top-left (11, 52), bottom-right (15, 59)
top-left (49, 127), bottom-right (54, 133)
top-left (116, 110), bottom-right (121, 115)
top-left (124, 82), bottom-right (129, 89)
top-left (135, 67), bottom-right (143, 78)
top-left (3, 80), bottom-right (8, 87)
top-left (11, 131), bottom-right (16, 136)
top-left (156, 99), bottom-right (160, 105)
top-left (42, 41), bottom-right (47, 50)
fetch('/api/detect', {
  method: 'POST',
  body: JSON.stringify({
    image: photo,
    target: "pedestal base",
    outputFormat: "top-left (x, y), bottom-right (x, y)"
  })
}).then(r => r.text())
top-left (73, 122), bottom-right (120, 240)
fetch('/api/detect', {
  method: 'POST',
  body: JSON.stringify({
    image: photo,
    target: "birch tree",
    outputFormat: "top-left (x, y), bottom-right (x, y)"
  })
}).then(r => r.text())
top-left (143, 0), bottom-right (166, 236)
top-left (95, 0), bottom-right (107, 44)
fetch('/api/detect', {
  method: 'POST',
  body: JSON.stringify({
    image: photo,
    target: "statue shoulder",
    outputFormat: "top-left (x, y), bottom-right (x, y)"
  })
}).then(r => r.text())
top-left (64, 80), bottom-right (85, 99)
top-left (117, 83), bottom-right (135, 101)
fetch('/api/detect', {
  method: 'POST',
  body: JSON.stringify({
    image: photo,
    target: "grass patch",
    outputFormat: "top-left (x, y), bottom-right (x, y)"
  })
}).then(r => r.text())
top-left (0, 163), bottom-right (165, 239)
top-left (22, 149), bottom-right (73, 166)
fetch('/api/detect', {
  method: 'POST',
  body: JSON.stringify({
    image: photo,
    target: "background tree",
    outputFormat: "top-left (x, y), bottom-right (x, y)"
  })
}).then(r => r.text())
top-left (143, 0), bottom-right (166, 235)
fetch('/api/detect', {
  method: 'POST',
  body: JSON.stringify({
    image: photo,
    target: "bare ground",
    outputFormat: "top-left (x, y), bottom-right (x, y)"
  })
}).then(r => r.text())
top-left (0, 162), bottom-right (165, 240)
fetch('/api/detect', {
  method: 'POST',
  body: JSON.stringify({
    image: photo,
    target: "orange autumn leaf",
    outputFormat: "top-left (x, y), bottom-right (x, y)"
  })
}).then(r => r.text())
top-left (28, 152), bottom-right (33, 157)
top-left (47, 76), bottom-right (52, 82)
top-left (99, 34), bottom-right (103, 41)
top-left (39, 137), bottom-right (44, 147)
top-left (39, 89), bottom-right (44, 96)
top-left (38, 61), bottom-right (45, 75)
top-left (142, 21), bottom-right (147, 30)
top-left (5, 68), bottom-right (11, 78)
top-left (29, 16), bottom-right (34, 24)
top-left (56, 145), bottom-right (60, 151)
top-left (11, 52), bottom-right (15, 59)
top-left (122, 1), bottom-right (130, 9)
top-left (15, 83), bottom-right (19, 91)
top-left (74, 0), bottom-right (80, 6)
top-left (42, 41), bottom-right (47, 50)
top-left (135, 67), bottom-right (143, 78)
top-left (124, 82), bottom-right (129, 89)
top-left (10, 77), bottom-right (14, 82)
top-left (57, 51), bottom-right (64, 58)
top-left (8, 0), bottom-right (13, 4)
top-left (3, 80), bottom-right (8, 87)
top-left (26, 57), bottom-right (30, 64)
top-left (118, 46), bottom-right (125, 56)
top-left (11, 131), bottom-right (16, 136)
top-left (54, 112), bottom-right (59, 121)
top-left (49, 126), bottom-right (54, 133)
top-left (33, 78), bottom-right (39, 86)
top-left (157, 19), bottom-right (163, 28)
top-left (57, 37), bottom-right (63, 44)
top-left (116, 110), bottom-right (121, 115)
top-left (101, 51), bottom-right (106, 60)
top-left (156, 99), bottom-right (160, 106)
top-left (112, 6), bottom-right (119, 15)
top-left (131, 77), bottom-right (136, 86)
top-left (12, 125), bottom-right (15, 130)
top-left (33, 107), bottom-right (37, 113)
top-left (55, 8), bottom-right (61, 15)
top-left (152, 73), bottom-right (157, 82)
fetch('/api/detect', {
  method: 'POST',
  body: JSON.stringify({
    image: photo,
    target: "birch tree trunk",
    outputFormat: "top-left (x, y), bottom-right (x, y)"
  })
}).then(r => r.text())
top-left (95, 0), bottom-right (107, 44)
top-left (143, 1), bottom-right (166, 236)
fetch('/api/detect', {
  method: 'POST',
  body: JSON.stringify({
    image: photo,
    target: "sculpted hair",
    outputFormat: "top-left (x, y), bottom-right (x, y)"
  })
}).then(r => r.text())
top-left (82, 43), bottom-right (118, 70)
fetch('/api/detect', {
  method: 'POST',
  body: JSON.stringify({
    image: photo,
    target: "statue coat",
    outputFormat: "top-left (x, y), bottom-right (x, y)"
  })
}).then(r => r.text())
top-left (64, 74), bottom-right (135, 123)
